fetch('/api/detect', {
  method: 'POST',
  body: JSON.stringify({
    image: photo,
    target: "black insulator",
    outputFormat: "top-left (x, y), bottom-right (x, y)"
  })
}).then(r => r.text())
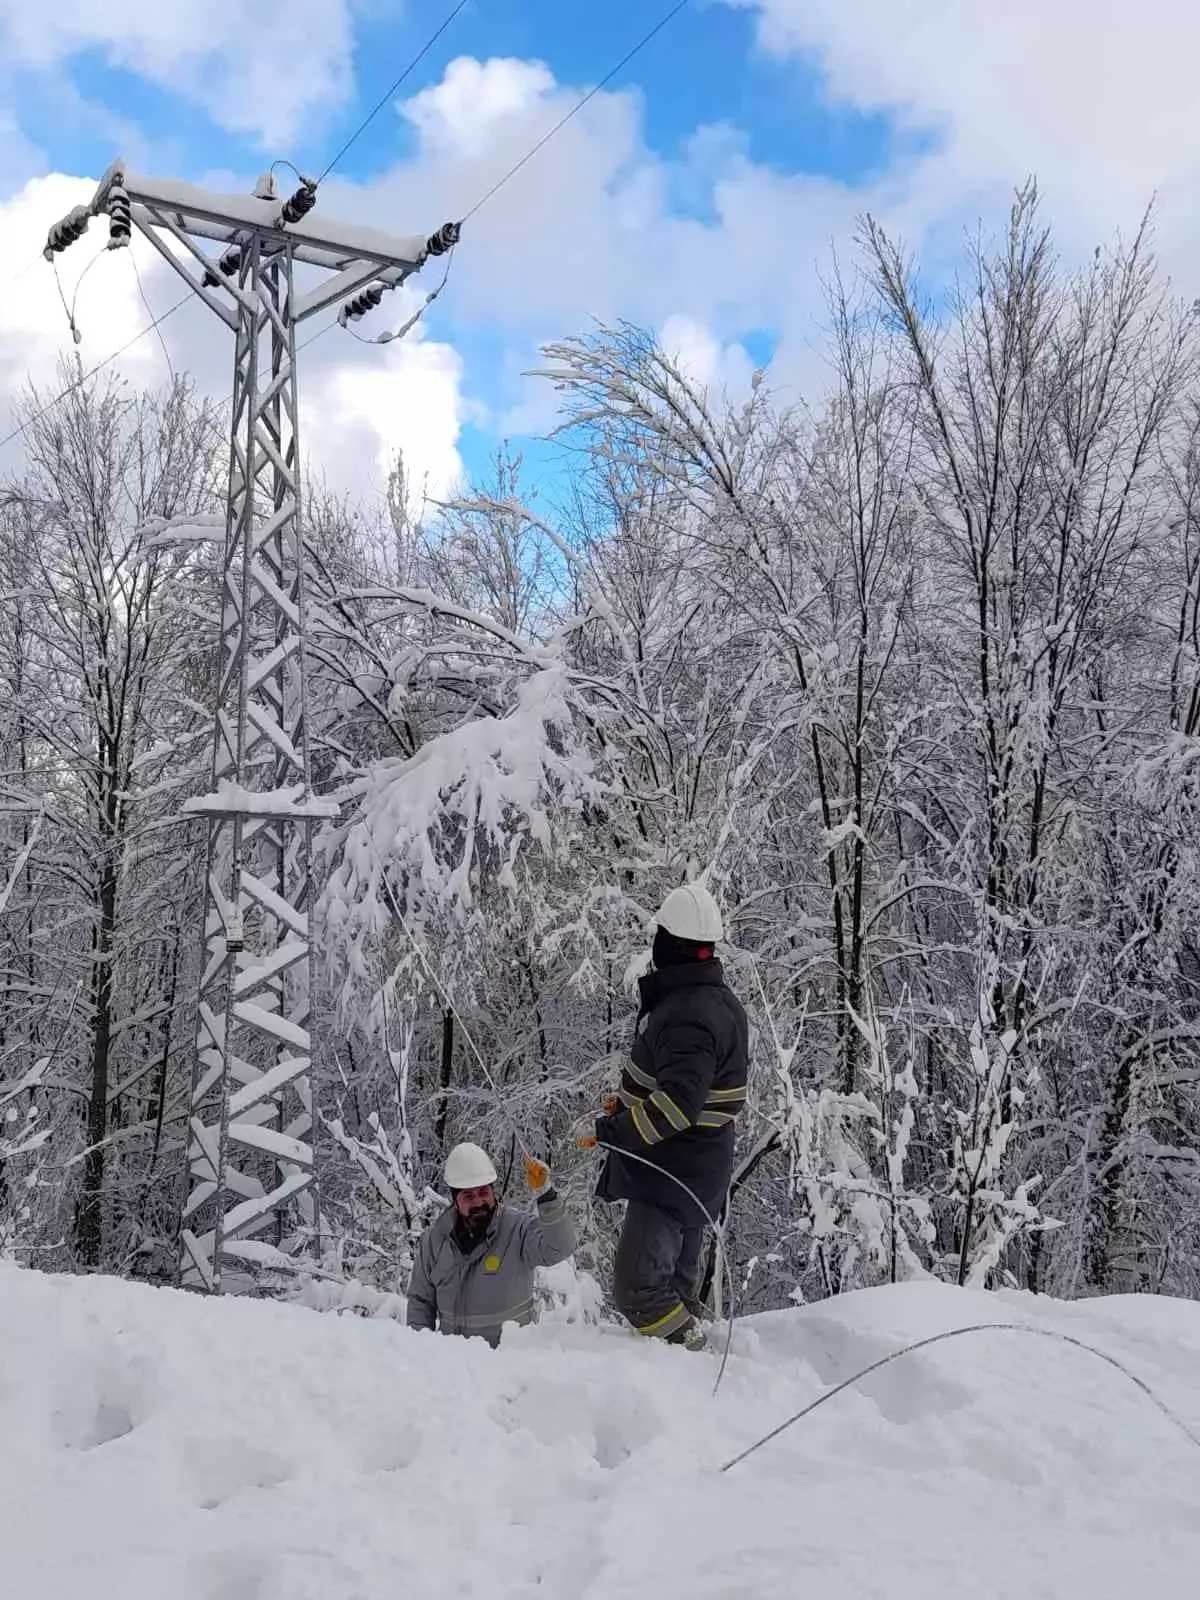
top-left (281, 181), bottom-right (317, 224)
top-left (106, 185), bottom-right (131, 250)
top-left (426, 220), bottom-right (461, 256)
top-left (202, 248), bottom-right (242, 289)
top-left (44, 205), bottom-right (91, 259)
top-left (340, 283), bottom-right (385, 325)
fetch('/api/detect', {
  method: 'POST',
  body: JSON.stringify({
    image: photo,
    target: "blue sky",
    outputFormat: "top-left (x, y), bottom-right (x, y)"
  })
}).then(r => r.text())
top-left (11, 3), bottom-right (909, 195)
top-left (1, 0), bottom-right (1197, 505)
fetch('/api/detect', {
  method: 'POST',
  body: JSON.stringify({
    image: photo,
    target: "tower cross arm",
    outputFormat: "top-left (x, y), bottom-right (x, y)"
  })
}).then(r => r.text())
top-left (89, 160), bottom-right (436, 273)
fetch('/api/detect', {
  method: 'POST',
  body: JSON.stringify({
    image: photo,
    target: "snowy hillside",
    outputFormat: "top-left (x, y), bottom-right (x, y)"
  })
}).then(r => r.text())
top-left (2, 1265), bottom-right (1199, 1599)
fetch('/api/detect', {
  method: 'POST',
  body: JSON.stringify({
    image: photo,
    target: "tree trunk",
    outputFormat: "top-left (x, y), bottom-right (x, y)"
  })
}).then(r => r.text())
top-left (76, 859), bottom-right (118, 1267)
top-left (434, 1008), bottom-right (454, 1150)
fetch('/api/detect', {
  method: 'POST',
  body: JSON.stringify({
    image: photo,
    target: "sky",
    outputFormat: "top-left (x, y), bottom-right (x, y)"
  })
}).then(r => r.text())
top-left (2, 0), bottom-right (1200, 516)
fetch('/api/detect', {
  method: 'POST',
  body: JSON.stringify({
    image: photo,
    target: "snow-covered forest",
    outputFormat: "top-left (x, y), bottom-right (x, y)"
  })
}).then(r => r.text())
top-left (3, 187), bottom-right (1200, 1311)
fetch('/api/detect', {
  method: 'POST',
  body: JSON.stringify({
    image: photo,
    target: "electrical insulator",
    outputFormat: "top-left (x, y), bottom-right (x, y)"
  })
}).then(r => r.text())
top-left (43, 206), bottom-right (91, 260)
top-left (202, 247), bottom-right (242, 289)
top-left (426, 220), bottom-right (461, 257)
top-left (281, 180), bottom-right (317, 225)
top-left (106, 184), bottom-right (131, 250)
top-left (338, 282), bottom-right (385, 327)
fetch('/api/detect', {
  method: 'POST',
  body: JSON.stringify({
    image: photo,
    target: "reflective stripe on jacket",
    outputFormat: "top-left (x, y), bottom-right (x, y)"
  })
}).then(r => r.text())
top-left (404, 1189), bottom-right (576, 1346)
top-left (596, 959), bottom-right (749, 1225)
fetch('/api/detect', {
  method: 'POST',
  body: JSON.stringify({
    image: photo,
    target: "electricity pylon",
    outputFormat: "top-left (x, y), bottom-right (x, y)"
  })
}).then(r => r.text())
top-left (46, 164), bottom-right (459, 1292)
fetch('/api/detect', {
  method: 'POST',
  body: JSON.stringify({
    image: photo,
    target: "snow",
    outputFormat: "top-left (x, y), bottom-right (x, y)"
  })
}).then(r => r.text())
top-left (2, 1263), bottom-right (1198, 1598)
top-left (118, 168), bottom-right (432, 269)
top-left (183, 781), bottom-right (339, 820)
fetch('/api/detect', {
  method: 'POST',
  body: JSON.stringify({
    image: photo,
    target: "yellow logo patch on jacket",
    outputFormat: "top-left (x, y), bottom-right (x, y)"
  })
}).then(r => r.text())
top-left (483, 1254), bottom-right (502, 1274)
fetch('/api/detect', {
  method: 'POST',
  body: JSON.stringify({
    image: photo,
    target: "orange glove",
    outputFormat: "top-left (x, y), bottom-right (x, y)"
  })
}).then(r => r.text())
top-left (524, 1156), bottom-right (551, 1193)
top-left (576, 1132), bottom-right (598, 1150)
top-left (602, 1094), bottom-right (620, 1116)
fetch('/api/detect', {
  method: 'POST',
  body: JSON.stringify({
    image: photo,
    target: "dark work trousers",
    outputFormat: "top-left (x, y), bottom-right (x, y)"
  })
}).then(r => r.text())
top-left (612, 1200), bottom-right (705, 1339)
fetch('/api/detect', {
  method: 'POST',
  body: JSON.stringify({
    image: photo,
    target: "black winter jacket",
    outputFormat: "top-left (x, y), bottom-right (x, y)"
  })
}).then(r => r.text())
top-left (596, 959), bottom-right (749, 1225)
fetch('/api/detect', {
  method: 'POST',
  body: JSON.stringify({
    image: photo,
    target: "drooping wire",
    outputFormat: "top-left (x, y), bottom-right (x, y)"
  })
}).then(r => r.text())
top-left (50, 244), bottom-right (108, 345)
top-left (271, 158), bottom-right (309, 187)
top-left (720, 1321), bottom-right (1200, 1474)
top-left (316, 0), bottom-right (473, 185)
top-left (340, 246), bottom-right (456, 346)
top-left (130, 253), bottom-right (177, 385)
top-left (460, 0), bottom-right (690, 223)
top-left (69, 249), bottom-right (107, 338)
top-left (50, 257), bottom-right (82, 346)
top-left (0, 291), bottom-right (190, 455)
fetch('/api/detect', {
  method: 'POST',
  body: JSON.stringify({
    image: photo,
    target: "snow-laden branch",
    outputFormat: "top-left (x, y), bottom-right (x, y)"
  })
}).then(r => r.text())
top-left (320, 665), bottom-right (601, 1011)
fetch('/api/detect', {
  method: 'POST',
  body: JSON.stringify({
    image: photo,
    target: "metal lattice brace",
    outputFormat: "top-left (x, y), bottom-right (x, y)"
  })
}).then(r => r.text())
top-left (178, 238), bottom-right (332, 1293)
top-left (44, 161), bottom-right (458, 1293)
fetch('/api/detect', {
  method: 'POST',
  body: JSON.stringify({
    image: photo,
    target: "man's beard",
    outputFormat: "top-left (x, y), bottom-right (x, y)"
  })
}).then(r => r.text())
top-left (461, 1201), bottom-right (495, 1235)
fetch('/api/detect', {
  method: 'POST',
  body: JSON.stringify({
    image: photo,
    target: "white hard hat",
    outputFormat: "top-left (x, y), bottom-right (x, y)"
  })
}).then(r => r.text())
top-left (656, 882), bottom-right (723, 944)
top-left (444, 1141), bottom-right (498, 1190)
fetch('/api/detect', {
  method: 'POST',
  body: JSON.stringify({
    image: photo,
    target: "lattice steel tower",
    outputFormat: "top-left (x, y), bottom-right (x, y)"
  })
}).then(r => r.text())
top-left (46, 165), bottom-right (459, 1293)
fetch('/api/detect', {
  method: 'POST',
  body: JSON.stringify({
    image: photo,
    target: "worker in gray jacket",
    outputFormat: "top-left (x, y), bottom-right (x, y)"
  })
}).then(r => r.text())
top-left (405, 1141), bottom-right (576, 1345)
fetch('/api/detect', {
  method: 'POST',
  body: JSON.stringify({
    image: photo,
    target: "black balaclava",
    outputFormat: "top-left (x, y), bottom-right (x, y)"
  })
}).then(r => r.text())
top-left (652, 925), bottom-right (715, 970)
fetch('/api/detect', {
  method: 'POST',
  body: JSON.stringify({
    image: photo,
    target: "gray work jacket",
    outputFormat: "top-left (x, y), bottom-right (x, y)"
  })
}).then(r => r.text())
top-left (404, 1189), bottom-right (576, 1345)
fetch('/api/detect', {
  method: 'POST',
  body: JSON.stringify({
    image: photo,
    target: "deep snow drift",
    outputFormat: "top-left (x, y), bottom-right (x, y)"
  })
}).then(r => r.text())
top-left (2, 1262), bottom-right (1199, 1599)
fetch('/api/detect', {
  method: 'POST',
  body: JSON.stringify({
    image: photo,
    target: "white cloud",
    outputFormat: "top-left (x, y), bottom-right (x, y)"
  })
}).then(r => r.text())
top-left (0, 0), bottom-right (372, 145)
top-left (342, 59), bottom-right (856, 368)
top-left (726, 0), bottom-right (1200, 264)
top-left (0, 53), bottom-right (890, 500)
top-left (14, 18), bottom-right (1196, 522)
top-left (0, 175), bottom-right (164, 403)
top-left (0, 173), bottom-right (471, 509)
top-left (299, 307), bottom-right (472, 512)
top-left (659, 313), bottom-right (756, 399)
top-left (401, 57), bottom-right (558, 159)
top-left (0, 107), bottom-right (44, 195)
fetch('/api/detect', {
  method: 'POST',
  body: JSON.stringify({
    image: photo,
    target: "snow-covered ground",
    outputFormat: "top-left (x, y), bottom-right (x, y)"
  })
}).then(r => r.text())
top-left (2, 1262), bottom-right (1199, 1599)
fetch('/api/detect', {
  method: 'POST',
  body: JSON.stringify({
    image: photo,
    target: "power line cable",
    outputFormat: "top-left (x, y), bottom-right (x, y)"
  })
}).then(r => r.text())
top-left (330, 0), bottom-right (691, 343)
top-left (0, 298), bottom-right (342, 461)
top-left (461, 0), bottom-right (690, 222)
top-left (317, 0), bottom-right (474, 184)
top-left (2, 1), bottom-right (694, 449)
top-left (4, 2), bottom-right (474, 449)
top-left (720, 1321), bottom-right (1200, 1474)
top-left (0, 292), bottom-right (191, 455)
top-left (130, 253), bottom-right (177, 384)
top-left (0, 253), bottom-right (45, 297)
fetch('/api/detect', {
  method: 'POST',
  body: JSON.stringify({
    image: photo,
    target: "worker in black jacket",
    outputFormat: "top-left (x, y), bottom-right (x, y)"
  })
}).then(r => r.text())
top-left (589, 883), bottom-right (749, 1349)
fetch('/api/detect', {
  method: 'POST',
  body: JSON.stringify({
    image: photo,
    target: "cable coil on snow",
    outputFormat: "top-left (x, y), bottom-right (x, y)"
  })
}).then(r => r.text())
top-left (720, 1321), bottom-right (1200, 1474)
